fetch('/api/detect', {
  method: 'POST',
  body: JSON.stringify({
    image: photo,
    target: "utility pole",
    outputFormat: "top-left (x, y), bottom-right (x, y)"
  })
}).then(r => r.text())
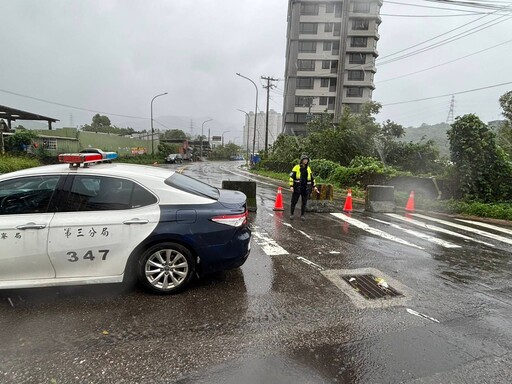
top-left (261, 76), bottom-right (278, 156)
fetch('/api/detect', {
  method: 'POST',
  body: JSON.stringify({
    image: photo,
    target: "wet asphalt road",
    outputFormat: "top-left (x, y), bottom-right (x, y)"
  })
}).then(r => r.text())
top-left (1, 160), bottom-right (512, 383)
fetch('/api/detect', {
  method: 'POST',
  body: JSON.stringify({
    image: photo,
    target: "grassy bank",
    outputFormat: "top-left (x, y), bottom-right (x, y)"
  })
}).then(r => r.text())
top-left (0, 155), bottom-right (41, 173)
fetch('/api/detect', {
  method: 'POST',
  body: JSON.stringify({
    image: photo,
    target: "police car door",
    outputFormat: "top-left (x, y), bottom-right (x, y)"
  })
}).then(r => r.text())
top-left (0, 175), bottom-right (61, 281)
top-left (48, 175), bottom-right (160, 279)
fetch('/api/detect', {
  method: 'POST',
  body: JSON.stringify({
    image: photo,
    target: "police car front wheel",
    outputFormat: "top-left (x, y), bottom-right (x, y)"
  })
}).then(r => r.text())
top-left (137, 243), bottom-right (194, 294)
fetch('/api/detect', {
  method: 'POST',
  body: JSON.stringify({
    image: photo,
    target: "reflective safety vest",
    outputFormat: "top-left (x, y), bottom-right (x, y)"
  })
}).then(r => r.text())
top-left (289, 165), bottom-right (314, 187)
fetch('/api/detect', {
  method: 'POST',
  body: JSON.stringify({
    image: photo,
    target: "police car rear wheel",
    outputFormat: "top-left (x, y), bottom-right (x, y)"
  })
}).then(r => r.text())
top-left (138, 243), bottom-right (194, 294)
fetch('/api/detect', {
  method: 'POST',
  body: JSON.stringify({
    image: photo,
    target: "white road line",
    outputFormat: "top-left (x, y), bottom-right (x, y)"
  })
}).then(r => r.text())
top-left (331, 213), bottom-right (425, 250)
top-left (413, 213), bottom-right (512, 246)
top-left (370, 217), bottom-right (461, 249)
top-left (406, 308), bottom-right (440, 323)
top-left (251, 229), bottom-right (289, 256)
top-left (456, 219), bottom-right (512, 237)
top-left (386, 213), bottom-right (495, 248)
top-left (297, 256), bottom-right (324, 271)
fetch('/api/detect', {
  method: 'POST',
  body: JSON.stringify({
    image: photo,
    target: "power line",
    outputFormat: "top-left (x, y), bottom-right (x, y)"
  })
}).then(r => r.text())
top-left (376, 39), bottom-right (512, 83)
top-left (382, 81), bottom-right (512, 106)
top-left (377, 4), bottom-right (509, 62)
top-left (0, 88), bottom-right (148, 120)
top-left (377, 12), bottom-right (512, 66)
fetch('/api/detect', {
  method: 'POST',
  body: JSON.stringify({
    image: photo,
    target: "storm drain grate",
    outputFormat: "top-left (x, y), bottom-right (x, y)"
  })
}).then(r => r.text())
top-left (342, 274), bottom-right (403, 300)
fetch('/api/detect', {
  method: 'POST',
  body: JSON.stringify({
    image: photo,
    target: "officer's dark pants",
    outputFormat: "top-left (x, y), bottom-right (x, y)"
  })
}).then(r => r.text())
top-left (291, 189), bottom-right (308, 216)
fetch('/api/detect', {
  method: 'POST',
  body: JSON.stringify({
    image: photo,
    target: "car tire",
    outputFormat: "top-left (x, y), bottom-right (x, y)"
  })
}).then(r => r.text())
top-left (137, 243), bottom-right (195, 294)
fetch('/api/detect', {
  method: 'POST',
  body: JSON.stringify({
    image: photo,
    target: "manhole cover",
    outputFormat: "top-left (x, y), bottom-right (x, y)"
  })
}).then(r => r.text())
top-left (342, 274), bottom-right (402, 299)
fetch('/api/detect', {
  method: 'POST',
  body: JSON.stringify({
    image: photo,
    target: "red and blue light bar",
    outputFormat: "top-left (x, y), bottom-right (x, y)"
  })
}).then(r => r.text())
top-left (58, 151), bottom-right (118, 166)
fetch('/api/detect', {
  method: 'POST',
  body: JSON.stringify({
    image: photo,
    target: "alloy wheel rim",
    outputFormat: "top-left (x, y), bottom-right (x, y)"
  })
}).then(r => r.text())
top-left (145, 249), bottom-right (189, 290)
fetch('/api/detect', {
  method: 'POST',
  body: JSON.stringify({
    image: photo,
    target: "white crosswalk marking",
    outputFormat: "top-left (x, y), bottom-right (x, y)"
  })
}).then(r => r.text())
top-left (386, 213), bottom-right (495, 248)
top-left (456, 219), bottom-right (512, 237)
top-left (331, 213), bottom-right (425, 250)
top-left (413, 213), bottom-right (512, 246)
top-left (251, 228), bottom-right (289, 256)
top-left (370, 217), bottom-right (461, 249)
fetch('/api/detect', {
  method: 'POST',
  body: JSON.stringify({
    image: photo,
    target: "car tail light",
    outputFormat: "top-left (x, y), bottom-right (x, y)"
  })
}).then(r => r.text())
top-left (210, 211), bottom-right (248, 227)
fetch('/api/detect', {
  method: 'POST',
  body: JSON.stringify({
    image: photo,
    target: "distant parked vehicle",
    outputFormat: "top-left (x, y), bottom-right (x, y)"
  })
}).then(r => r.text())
top-left (165, 154), bottom-right (183, 164)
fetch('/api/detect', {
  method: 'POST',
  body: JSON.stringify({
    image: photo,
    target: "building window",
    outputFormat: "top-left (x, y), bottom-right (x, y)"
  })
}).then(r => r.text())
top-left (346, 87), bottom-right (364, 97)
top-left (320, 78), bottom-right (330, 87)
top-left (298, 41), bottom-right (317, 53)
top-left (324, 23), bottom-right (333, 32)
top-left (323, 41), bottom-right (332, 51)
top-left (296, 77), bottom-right (314, 89)
top-left (297, 59), bottom-right (315, 71)
top-left (348, 70), bottom-right (365, 81)
top-left (348, 104), bottom-right (362, 113)
top-left (322, 60), bottom-right (330, 70)
top-left (42, 138), bottom-right (57, 150)
top-left (296, 113), bottom-right (308, 123)
top-left (330, 60), bottom-right (338, 73)
top-left (353, 2), bottom-right (370, 13)
top-left (319, 97), bottom-right (327, 106)
top-left (335, 2), bottom-right (343, 17)
top-left (328, 97), bottom-right (336, 109)
top-left (333, 23), bottom-right (341, 36)
top-left (325, 3), bottom-right (334, 13)
top-left (352, 19), bottom-right (369, 30)
top-left (329, 78), bottom-right (337, 92)
top-left (301, 3), bottom-right (319, 15)
top-left (332, 41), bottom-right (340, 54)
top-left (299, 22), bottom-right (318, 34)
top-left (349, 53), bottom-right (366, 64)
top-left (351, 37), bottom-right (368, 47)
top-left (295, 96), bottom-right (313, 107)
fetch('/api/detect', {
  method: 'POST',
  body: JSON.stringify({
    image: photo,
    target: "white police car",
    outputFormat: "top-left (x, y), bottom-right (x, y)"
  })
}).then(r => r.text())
top-left (0, 152), bottom-right (251, 294)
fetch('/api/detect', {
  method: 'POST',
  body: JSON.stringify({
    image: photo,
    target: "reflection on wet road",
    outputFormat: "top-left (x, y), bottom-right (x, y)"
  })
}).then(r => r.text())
top-left (1, 161), bottom-right (511, 383)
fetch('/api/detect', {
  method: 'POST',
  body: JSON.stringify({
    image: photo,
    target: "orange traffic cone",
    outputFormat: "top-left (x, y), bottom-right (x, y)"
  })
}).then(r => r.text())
top-left (343, 189), bottom-right (353, 212)
top-left (273, 186), bottom-right (285, 211)
top-left (405, 191), bottom-right (415, 212)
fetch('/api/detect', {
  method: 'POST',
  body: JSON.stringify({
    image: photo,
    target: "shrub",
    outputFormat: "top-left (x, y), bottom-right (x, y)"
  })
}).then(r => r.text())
top-left (0, 155), bottom-right (40, 173)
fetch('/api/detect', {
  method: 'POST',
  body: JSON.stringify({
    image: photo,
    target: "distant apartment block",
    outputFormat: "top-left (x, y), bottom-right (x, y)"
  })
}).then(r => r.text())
top-left (283, 0), bottom-right (382, 135)
top-left (242, 110), bottom-right (283, 153)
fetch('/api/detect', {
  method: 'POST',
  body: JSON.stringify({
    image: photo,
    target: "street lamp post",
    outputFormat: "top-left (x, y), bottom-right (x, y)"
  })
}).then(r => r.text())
top-left (236, 109), bottom-right (250, 167)
top-left (150, 92), bottom-right (168, 154)
top-left (236, 73), bottom-right (258, 166)
top-left (221, 130), bottom-right (230, 146)
top-left (200, 118), bottom-right (213, 160)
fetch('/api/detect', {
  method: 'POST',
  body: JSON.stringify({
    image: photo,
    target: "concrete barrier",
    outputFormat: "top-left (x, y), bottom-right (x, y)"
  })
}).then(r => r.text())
top-left (365, 185), bottom-right (395, 213)
top-left (221, 180), bottom-right (257, 212)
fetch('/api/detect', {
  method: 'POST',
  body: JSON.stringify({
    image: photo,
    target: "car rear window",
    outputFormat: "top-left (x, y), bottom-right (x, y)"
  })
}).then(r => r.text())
top-left (165, 173), bottom-right (219, 200)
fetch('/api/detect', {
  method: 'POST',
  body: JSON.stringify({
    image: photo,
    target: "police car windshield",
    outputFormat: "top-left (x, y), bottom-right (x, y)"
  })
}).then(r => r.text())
top-left (165, 173), bottom-right (219, 200)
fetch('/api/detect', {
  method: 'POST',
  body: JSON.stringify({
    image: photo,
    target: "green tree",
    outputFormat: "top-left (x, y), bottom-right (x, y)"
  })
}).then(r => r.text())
top-left (499, 90), bottom-right (512, 121)
top-left (210, 143), bottom-right (242, 160)
top-left (160, 129), bottom-right (188, 140)
top-left (5, 130), bottom-right (38, 152)
top-left (268, 134), bottom-right (308, 163)
top-left (303, 102), bottom-right (382, 165)
top-left (447, 114), bottom-right (511, 201)
top-left (158, 142), bottom-right (180, 155)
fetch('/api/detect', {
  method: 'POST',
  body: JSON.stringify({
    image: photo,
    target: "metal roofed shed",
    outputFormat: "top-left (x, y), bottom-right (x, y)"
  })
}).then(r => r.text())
top-left (0, 104), bottom-right (59, 130)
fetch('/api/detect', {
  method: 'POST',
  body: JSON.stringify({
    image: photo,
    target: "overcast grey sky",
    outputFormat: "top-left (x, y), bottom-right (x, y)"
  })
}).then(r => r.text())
top-left (1, 0), bottom-right (511, 142)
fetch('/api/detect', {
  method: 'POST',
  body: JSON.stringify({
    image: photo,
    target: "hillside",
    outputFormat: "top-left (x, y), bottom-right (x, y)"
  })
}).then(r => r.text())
top-left (399, 120), bottom-right (507, 158)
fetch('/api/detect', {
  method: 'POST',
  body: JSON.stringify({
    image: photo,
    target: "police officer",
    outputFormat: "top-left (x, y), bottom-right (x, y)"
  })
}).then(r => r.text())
top-left (289, 155), bottom-right (318, 220)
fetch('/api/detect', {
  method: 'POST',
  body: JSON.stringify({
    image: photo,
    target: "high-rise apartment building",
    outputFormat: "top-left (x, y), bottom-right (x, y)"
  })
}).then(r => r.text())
top-left (242, 110), bottom-right (283, 153)
top-left (282, 0), bottom-right (382, 135)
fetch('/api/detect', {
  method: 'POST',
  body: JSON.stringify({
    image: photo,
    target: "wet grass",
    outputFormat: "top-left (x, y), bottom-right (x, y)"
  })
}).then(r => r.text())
top-left (0, 154), bottom-right (41, 173)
